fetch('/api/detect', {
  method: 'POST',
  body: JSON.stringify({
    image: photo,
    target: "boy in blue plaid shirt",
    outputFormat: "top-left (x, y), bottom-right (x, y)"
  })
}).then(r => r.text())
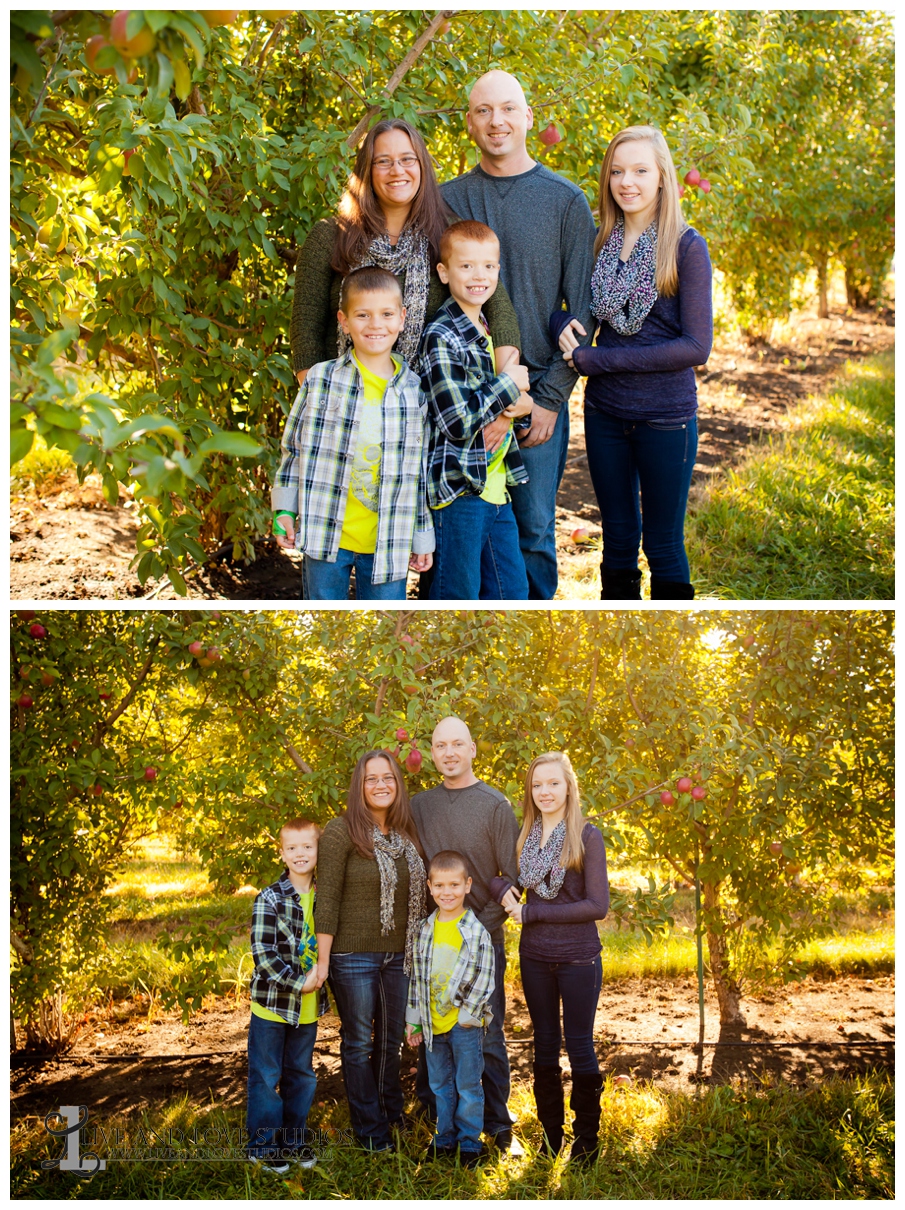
top-left (247, 818), bottom-right (328, 1175)
top-left (420, 220), bottom-right (533, 600)
top-left (405, 851), bottom-right (496, 1167)
top-left (272, 267), bottom-right (434, 601)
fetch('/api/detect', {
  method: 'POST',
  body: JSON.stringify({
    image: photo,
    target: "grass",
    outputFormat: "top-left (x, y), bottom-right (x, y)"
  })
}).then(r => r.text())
top-left (555, 352), bottom-right (894, 602)
top-left (10, 430), bottom-right (75, 498)
top-left (687, 353), bottom-right (894, 600)
top-left (11, 1074), bottom-right (894, 1199)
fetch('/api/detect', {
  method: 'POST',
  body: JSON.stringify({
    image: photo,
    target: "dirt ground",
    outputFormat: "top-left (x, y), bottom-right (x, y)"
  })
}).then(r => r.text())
top-left (10, 972), bottom-right (893, 1123)
top-left (9, 307), bottom-right (894, 601)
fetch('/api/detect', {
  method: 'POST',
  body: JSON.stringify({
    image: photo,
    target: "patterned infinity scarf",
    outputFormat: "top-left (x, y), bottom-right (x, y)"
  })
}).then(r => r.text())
top-left (590, 217), bottom-right (659, 336)
top-left (338, 227), bottom-right (431, 367)
top-left (372, 826), bottom-right (427, 974)
top-left (519, 818), bottom-right (567, 901)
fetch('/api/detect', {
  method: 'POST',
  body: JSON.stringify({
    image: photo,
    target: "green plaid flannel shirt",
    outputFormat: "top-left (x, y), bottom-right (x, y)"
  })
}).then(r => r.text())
top-left (420, 298), bottom-right (529, 509)
top-left (405, 907), bottom-right (495, 1051)
top-left (271, 351), bottom-right (434, 585)
top-left (249, 872), bottom-right (329, 1025)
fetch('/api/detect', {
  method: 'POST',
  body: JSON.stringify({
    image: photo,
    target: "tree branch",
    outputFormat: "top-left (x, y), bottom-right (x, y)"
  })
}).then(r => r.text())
top-left (584, 647), bottom-right (600, 715)
top-left (96, 639), bottom-right (160, 741)
top-left (346, 10), bottom-right (458, 150)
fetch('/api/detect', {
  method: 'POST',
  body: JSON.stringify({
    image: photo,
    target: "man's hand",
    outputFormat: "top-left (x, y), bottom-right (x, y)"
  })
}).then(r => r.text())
top-left (558, 318), bottom-right (587, 359)
top-left (409, 552), bottom-right (433, 573)
top-left (274, 515), bottom-right (297, 550)
top-left (518, 403), bottom-right (559, 448)
top-left (482, 415), bottom-right (512, 455)
top-left (405, 1024), bottom-right (423, 1046)
top-left (500, 887), bottom-right (521, 912)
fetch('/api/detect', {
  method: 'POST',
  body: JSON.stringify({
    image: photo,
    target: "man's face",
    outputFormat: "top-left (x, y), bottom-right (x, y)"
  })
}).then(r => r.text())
top-left (431, 720), bottom-right (476, 782)
top-left (466, 76), bottom-right (533, 163)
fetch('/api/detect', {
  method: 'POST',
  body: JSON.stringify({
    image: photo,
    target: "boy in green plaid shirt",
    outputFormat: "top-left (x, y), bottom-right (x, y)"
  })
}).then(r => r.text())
top-left (272, 266), bottom-right (434, 600)
top-left (247, 818), bottom-right (328, 1175)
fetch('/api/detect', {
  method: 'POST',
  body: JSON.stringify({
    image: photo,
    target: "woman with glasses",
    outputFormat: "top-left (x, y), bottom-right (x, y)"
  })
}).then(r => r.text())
top-left (314, 749), bottom-right (427, 1152)
top-left (290, 118), bottom-right (521, 382)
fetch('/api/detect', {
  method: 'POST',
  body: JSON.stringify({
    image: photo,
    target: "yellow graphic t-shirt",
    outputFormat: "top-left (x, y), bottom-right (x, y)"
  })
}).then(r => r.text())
top-left (339, 356), bottom-right (399, 553)
top-left (250, 888), bottom-right (319, 1025)
top-left (430, 912), bottom-right (465, 1035)
top-left (480, 331), bottom-right (512, 506)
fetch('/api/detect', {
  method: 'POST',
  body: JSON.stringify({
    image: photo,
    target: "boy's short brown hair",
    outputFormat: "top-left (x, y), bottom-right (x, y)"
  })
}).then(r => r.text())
top-left (280, 817), bottom-right (321, 841)
top-left (339, 265), bottom-right (404, 313)
top-left (439, 219), bottom-right (499, 265)
top-left (427, 849), bottom-right (470, 880)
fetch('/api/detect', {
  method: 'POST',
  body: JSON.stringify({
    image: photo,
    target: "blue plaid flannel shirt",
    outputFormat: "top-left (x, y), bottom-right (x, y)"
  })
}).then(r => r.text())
top-left (271, 351), bottom-right (434, 585)
top-left (420, 298), bottom-right (529, 509)
top-left (249, 872), bottom-right (329, 1026)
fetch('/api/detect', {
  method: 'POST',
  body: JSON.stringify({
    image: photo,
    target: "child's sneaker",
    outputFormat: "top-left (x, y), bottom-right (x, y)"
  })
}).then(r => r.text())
top-left (292, 1145), bottom-right (318, 1170)
top-left (247, 1155), bottom-right (290, 1176)
top-left (459, 1149), bottom-right (485, 1169)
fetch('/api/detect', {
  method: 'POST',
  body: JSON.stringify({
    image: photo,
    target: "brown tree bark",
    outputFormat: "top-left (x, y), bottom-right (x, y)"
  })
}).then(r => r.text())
top-left (815, 252), bottom-right (829, 319)
top-left (703, 880), bottom-right (746, 1026)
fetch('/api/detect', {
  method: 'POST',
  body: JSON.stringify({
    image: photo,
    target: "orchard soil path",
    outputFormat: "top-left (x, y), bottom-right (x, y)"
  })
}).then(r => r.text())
top-left (11, 972), bottom-right (894, 1123)
top-left (9, 308), bottom-right (894, 601)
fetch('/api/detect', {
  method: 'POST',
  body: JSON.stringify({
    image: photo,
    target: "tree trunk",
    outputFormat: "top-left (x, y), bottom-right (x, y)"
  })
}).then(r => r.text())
top-left (703, 881), bottom-right (746, 1026)
top-left (815, 253), bottom-right (829, 319)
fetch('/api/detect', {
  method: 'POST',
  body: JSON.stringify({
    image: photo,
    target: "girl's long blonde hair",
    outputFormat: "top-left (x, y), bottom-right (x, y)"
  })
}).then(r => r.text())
top-left (516, 752), bottom-right (586, 872)
top-left (594, 125), bottom-right (688, 296)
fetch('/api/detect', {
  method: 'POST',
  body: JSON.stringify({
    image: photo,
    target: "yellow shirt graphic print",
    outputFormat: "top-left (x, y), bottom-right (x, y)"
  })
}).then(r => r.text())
top-left (339, 355), bottom-right (398, 554)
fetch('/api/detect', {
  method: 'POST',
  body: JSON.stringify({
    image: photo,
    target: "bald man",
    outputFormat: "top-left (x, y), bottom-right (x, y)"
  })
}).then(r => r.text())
top-left (441, 71), bottom-right (596, 600)
top-left (410, 716), bottom-right (522, 1153)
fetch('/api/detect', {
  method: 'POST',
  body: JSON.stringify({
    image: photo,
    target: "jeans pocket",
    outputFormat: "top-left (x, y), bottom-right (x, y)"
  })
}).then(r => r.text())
top-left (646, 420), bottom-right (687, 431)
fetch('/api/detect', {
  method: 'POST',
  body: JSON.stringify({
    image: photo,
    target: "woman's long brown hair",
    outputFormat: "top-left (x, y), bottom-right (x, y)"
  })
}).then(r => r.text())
top-left (332, 118), bottom-right (453, 275)
top-left (344, 749), bottom-right (423, 860)
top-left (594, 125), bottom-right (688, 296)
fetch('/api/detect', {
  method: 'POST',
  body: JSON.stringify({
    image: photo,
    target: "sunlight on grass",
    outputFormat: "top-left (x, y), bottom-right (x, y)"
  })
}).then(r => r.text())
top-left (10, 430), bottom-right (74, 497)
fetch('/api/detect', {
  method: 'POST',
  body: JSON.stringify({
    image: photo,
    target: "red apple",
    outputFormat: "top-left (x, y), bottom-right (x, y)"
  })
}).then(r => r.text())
top-left (439, 19), bottom-right (451, 34)
top-left (110, 11), bottom-right (157, 58)
top-left (684, 168), bottom-right (701, 187)
top-left (144, 766), bottom-right (157, 781)
top-left (677, 184), bottom-right (685, 198)
top-left (676, 776), bottom-right (692, 794)
top-left (699, 179), bottom-right (712, 194)
top-left (613, 1074), bottom-right (632, 1089)
top-left (16, 610), bottom-right (35, 621)
top-left (769, 841), bottom-right (783, 856)
top-left (395, 728), bottom-right (409, 742)
top-left (400, 634), bottom-right (414, 646)
top-left (242, 669), bottom-right (251, 680)
top-left (17, 694), bottom-right (34, 709)
top-left (188, 641), bottom-right (203, 656)
top-left (405, 748), bottom-right (423, 774)
top-left (625, 738), bottom-right (635, 749)
top-left (41, 671), bottom-right (55, 687)
top-left (123, 148), bottom-right (137, 176)
top-left (99, 690), bottom-right (112, 700)
top-left (571, 527), bottom-right (591, 544)
top-left (93, 783), bottom-right (103, 796)
top-left (691, 785), bottom-right (706, 800)
top-left (403, 685), bottom-right (418, 696)
top-left (207, 647), bottom-right (221, 661)
top-left (29, 623), bottom-right (47, 639)
top-left (85, 33), bottom-right (116, 76)
top-left (18, 667), bottom-right (31, 681)
top-left (539, 123), bottom-right (562, 146)
top-left (742, 634), bottom-right (756, 648)
top-left (660, 790), bottom-right (675, 806)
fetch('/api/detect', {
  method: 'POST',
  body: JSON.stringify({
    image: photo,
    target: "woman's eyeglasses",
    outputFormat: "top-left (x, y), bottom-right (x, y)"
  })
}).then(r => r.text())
top-left (364, 775), bottom-right (397, 787)
top-left (372, 155), bottom-right (419, 172)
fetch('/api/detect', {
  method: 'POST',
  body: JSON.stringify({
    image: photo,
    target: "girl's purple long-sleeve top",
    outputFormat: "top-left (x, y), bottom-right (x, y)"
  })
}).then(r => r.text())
top-left (490, 823), bottom-right (609, 963)
top-left (550, 227), bottom-right (712, 423)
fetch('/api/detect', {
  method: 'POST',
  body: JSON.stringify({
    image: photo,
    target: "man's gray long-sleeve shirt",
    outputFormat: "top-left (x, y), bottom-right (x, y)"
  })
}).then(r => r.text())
top-left (441, 163), bottom-right (596, 414)
top-left (410, 779), bottom-right (519, 945)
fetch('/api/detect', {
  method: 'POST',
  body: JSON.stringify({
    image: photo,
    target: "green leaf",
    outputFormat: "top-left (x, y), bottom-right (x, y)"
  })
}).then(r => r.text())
top-left (197, 432), bottom-right (263, 458)
top-left (10, 426), bottom-right (35, 466)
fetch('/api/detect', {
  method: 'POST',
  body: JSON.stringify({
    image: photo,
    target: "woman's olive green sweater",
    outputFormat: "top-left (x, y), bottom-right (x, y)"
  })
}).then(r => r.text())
top-left (289, 217), bottom-right (522, 373)
top-left (313, 815), bottom-right (424, 953)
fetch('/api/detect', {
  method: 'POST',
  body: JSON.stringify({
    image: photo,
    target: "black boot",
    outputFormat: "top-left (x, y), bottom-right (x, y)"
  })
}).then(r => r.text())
top-left (569, 1071), bottom-right (602, 1166)
top-left (600, 565), bottom-right (642, 600)
top-left (649, 576), bottom-right (695, 600)
top-left (532, 1064), bottom-right (564, 1157)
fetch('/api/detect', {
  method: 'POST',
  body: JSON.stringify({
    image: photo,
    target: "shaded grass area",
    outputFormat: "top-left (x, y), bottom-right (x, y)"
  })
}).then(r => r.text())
top-left (11, 1074), bottom-right (893, 1199)
top-left (687, 353), bottom-right (894, 600)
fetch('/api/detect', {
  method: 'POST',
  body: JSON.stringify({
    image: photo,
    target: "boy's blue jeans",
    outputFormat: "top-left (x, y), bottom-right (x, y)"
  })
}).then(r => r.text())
top-left (425, 1023), bottom-right (485, 1154)
top-left (429, 495), bottom-right (528, 600)
top-left (246, 1013), bottom-right (317, 1159)
top-left (584, 410), bottom-right (698, 582)
top-left (303, 550), bottom-right (408, 601)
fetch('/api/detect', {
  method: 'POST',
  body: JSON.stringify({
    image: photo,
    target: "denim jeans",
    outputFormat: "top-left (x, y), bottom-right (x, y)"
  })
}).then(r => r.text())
top-left (416, 940), bottom-right (513, 1135)
top-left (583, 409), bottom-right (698, 582)
top-left (520, 954), bottom-right (602, 1074)
top-left (246, 1013), bottom-right (318, 1159)
top-left (303, 549), bottom-right (408, 601)
top-left (328, 951), bottom-right (408, 1147)
top-left (429, 495), bottom-right (528, 601)
top-left (509, 406), bottom-right (570, 600)
top-left (425, 1023), bottom-right (485, 1153)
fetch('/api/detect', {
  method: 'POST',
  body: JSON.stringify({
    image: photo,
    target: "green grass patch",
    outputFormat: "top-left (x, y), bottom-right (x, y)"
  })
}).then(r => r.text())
top-left (11, 1075), bottom-right (893, 1199)
top-left (10, 430), bottom-right (75, 496)
top-left (687, 353), bottom-right (894, 600)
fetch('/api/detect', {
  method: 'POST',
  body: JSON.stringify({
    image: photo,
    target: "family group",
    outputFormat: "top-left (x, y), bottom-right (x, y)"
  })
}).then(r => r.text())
top-left (246, 717), bottom-right (609, 1173)
top-left (271, 69), bottom-right (713, 602)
